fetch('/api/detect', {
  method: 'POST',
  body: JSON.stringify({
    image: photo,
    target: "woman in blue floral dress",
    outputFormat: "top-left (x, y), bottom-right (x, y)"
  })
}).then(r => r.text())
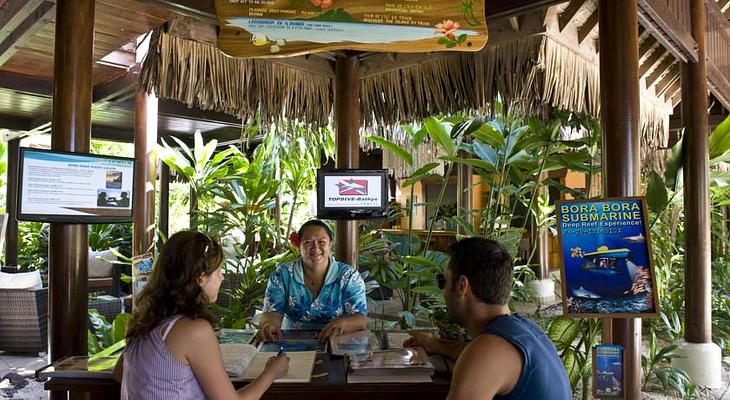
top-left (257, 220), bottom-right (368, 342)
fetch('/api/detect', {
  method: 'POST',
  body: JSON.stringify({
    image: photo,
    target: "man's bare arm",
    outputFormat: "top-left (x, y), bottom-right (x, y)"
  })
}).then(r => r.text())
top-left (447, 334), bottom-right (523, 400)
top-left (403, 332), bottom-right (468, 361)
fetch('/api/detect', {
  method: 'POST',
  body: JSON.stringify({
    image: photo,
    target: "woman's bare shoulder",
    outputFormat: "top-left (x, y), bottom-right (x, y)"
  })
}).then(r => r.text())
top-left (168, 317), bottom-right (216, 341)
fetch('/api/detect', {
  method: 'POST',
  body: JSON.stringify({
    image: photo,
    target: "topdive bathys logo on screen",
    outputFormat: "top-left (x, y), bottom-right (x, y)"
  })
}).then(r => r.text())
top-left (336, 179), bottom-right (368, 195)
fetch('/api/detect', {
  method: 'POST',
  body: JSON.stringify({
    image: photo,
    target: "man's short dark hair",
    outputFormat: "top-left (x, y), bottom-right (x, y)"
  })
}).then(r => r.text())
top-left (448, 237), bottom-right (513, 305)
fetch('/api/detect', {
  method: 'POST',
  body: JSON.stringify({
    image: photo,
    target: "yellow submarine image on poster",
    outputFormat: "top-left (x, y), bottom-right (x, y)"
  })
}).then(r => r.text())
top-left (557, 197), bottom-right (659, 317)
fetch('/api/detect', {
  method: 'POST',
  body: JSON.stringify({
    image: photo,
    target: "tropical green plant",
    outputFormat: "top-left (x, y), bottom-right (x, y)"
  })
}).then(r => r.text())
top-left (157, 130), bottom-right (240, 229)
top-left (547, 316), bottom-right (601, 399)
top-left (88, 223), bottom-right (133, 256)
top-left (17, 221), bottom-right (49, 272)
top-left (212, 248), bottom-right (297, 329)
top-left (641, 331), bottom-right (696, 397)
top-left (88, 310), bottom-right (131, 355)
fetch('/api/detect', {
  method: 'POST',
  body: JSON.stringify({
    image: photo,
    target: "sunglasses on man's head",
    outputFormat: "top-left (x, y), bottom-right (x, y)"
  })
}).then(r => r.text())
top-left (437, 273), bottom-right (446, 289)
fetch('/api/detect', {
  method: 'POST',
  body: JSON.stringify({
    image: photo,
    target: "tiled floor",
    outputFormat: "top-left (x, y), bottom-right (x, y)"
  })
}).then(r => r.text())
top-left (0, 352), bottom-right (48, 399)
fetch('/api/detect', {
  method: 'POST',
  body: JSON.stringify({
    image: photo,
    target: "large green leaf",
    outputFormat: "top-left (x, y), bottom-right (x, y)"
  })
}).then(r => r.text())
top-left (495, 230), bottom-right (521, 259)
top-left (561, 348), bottom-right (582, 389)
top-left (664, 136), bottom-right (684, 191)
top-left (471, 141), bottom-right (498, 168)
top-left (403, 255), bottom-right (441, 270)
top-left (547, 317), bottom-right (581, 351)
top-left (471, 123), bottom-right (505, 148)
top-left (710, 171), bottom-right (730, 187)
top-left (646, 170), bottom-right (669, 213)
top-left (402, 163), bottom-right (441, 187)
top-left (111, 313), bottom-right (132, 344)
top-left (709, 115), bottom-right (730, 160)
top-left (366, 135), bottom-right (413, 166)
top-left (424, 117), bottom-right (456, 156)
top-left (440, 156), bottom-right (496, 173)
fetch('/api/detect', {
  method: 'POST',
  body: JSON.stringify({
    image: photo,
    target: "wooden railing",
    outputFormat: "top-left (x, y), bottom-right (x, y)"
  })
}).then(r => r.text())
top-left (705, 0), bottom-right (730, 109)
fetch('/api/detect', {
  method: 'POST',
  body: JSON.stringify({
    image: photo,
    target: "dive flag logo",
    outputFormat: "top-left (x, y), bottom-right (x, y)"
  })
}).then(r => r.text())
top-left (337, 179), bottom-right (368, 195)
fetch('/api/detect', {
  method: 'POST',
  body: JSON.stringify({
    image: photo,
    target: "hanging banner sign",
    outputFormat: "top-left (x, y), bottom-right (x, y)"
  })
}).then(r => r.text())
top-left (215, 0), bottom-right (488, 58)
top-left (556, 197), bottom-right (660, 318)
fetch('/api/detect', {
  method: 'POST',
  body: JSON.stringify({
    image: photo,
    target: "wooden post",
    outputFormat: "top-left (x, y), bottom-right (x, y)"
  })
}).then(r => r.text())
top-left (537, 171), bottom-right (550, 280)
top-left (334, 53), bottom-right (360, 268)
top-left (189, 187), bottom-right (197, 229)
top-left (457, 152), bottom-right (472, 234)
top-left (159, 161), bottom-right (170, 243)
top-left (598, 1), bottom-right (642, 398)
top-left (48, 0), bottom-right (94, 372)
top-left (681, 0), bottom-right (711, 345)
top-left (133, 89), bottom-right (158, 258)
top-left (5, 138), bottom-right (19, 267)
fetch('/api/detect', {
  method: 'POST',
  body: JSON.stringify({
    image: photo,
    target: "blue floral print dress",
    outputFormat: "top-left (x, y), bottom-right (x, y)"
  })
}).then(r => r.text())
top-left (262, 256), bottom-right (367, 329)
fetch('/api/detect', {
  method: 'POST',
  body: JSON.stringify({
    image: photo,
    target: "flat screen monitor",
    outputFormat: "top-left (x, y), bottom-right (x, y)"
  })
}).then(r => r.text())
top-left (17, 148), bottom-right (135, 223)
top-left (317, 169), bottom-right (388, 220)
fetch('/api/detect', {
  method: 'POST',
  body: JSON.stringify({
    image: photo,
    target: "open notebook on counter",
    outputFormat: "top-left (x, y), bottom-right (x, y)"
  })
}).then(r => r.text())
top-left (220, 343), bottom-right (316, 383)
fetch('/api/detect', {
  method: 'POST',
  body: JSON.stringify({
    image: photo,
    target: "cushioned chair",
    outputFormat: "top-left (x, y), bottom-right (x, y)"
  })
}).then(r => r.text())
top-left (0, 287), bottom-right (48, 353)
top-left (88, 249), bottom-right (123, 297)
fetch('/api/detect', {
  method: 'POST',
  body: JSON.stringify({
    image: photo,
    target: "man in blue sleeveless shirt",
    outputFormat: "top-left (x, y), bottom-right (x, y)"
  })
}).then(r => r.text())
top-left (405, 237), bottom-right (572, 399)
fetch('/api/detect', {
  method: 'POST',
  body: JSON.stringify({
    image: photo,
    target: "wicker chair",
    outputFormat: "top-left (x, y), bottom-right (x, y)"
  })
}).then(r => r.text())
top-left (0, 287), bottom-right (48, 354)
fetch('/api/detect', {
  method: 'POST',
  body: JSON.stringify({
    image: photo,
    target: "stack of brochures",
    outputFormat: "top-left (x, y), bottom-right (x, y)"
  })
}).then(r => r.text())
top-left (345, 347), bottom-right (435, 383)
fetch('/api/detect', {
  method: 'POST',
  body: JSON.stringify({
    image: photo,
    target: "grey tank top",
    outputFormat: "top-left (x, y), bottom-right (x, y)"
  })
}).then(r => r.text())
top-left (121, 315), bottom-right (207, 399)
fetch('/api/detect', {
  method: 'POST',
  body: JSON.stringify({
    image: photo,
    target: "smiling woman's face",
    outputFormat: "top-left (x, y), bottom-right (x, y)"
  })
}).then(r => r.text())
top-left (300, 226), bottom-right (332, 269)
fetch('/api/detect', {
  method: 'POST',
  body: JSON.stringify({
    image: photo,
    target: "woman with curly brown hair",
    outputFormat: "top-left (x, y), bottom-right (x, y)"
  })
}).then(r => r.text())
top-left (114, 230), bottom-right (289, 400)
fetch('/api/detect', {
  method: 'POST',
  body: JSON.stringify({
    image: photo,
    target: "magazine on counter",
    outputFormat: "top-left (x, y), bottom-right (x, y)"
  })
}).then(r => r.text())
top-left (347, 347), bottom-right (434, 374)
top-left (36, 356), bottom-right (118, 379)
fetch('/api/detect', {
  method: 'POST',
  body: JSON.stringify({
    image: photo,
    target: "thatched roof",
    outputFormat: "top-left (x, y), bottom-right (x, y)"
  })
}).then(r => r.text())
top-left (139, 11), bottom-right (672, 175)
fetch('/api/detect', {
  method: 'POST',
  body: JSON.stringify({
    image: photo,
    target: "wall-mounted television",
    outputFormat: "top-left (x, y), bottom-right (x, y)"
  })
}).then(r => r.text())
top-left (317, 169), bottom-right (388, 220)
top-left (17, 148), bottom-right (135, 223)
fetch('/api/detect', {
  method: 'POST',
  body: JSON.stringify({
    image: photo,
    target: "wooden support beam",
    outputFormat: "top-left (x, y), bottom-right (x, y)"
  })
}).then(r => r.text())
top-left (0, 71), bottom-right (52, 97)
top-left (655, 67), bottom-right (679, 97)
top-left (639, 35), bottom-right (657, 57)
top-left (92, 67), bottom-right (139, 104)
top-left (487, 0), bottom-right (568, 20)
top-left (5, 139), bottom-right (19, 267)
top-left (662, 76), bottom-right (681, 100)
top-left (49, 0), bottom-right (94, 372)
top-left (132, 88), bottom-right (158, 285)
top-left (0, 1), bottom-right (55, 67)
top-left (334, 53), bottom-right (360, 269)
top-left (159, 162), bottom-right (170, 243)
top-left (638, 0), bottom-right (698, 62)
top-left (719, 0), bottom-right (730, 13)
top-left (0, 113), bottom-right (31, 131)
top-left (598, 1), bottom-right (642, 398)
top-left (640, 48), bottom-right (666, 77)
top-left (577, 9), bottom-right (599, 44)
top-left (147, 0), bottom-right (216, 24)
top-left (509, 16), bottom-right (520, 32)
top-left (115, 98), bottom-right (243, 128)
top-left (646, 56), bottom-right (676, 87)
top-left (682, 0), bottom-right (713, 345)
top-left (558, 0), bottom-right (586, 32)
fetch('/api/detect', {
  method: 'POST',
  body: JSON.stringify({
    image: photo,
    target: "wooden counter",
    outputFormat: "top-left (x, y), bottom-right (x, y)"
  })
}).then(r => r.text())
top-left (45, 352), bottom-right (451, 400)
